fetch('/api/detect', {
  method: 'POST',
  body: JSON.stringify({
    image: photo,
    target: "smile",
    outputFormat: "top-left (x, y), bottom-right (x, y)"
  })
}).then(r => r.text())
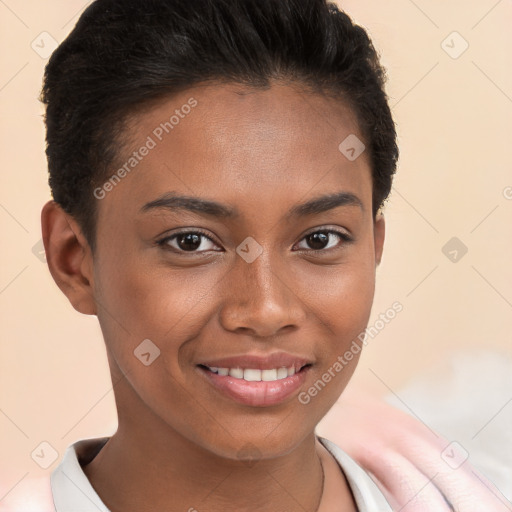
top-left (197, 363), bottom-right (312, 407)
top-left (203, 365), bottom-right (301, 382)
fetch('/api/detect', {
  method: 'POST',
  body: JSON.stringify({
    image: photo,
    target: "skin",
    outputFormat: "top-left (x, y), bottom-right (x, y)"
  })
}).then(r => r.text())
top-left (42, 81), bottom-right (385, 512)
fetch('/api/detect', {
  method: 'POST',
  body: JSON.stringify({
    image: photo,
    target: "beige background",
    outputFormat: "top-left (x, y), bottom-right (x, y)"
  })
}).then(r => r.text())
top-left (1, 0), bottom-right (511, 500)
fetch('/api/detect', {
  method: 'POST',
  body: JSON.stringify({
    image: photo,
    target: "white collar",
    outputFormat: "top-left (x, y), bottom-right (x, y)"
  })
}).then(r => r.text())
top-left (51, 437), bottom-right (111, 512)
top-left (318, 436), bottom-right (392, 511)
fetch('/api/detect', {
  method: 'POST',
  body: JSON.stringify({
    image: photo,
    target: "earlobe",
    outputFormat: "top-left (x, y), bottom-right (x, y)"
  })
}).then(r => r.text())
top-left (41, 200), bottom-right (97, 315)
top-left (374, 212), bottom-right (385, 267)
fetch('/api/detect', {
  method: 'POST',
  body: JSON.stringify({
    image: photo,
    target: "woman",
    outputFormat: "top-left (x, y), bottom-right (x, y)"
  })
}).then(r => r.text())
top-left (32, 0), bottom-right (508, 510)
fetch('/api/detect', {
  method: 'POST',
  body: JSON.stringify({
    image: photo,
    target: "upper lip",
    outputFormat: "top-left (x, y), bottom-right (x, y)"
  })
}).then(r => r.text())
top-left (198, 352), bottom-right (313, 371)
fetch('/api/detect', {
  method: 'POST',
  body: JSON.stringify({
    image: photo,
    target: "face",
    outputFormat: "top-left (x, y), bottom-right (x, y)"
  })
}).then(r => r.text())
top-left (51, 82), bottom-right (384, 461)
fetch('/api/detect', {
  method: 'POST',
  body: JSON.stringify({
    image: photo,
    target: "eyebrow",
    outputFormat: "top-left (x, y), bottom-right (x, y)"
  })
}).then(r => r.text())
top-left (140, 190), bottom-right (364, 219)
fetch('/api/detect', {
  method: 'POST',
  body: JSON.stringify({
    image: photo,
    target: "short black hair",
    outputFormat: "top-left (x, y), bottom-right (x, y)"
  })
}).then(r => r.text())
top-left (41, 0), bottom-right (399, 252)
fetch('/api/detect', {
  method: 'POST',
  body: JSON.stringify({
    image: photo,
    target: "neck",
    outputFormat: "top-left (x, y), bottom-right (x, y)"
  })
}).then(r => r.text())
top-left (83, 427), bottom-right (324, 512)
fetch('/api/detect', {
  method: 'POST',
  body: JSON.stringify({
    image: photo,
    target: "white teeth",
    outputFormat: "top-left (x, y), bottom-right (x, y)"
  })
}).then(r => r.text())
top-left (261, 369), bottom-right (277, 381)
top-left (244, 369), bottom-right (261, 381)
top-left (229, 367), bottom-right (244, 379)
top-left (207, 365), bottom-right (301, 382)
top-left (277, 367), bottom-right (288, 379)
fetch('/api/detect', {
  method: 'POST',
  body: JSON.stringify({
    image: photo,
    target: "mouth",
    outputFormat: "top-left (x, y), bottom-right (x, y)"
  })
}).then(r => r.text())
top-left (196, 356), bottom-right (313, 407)
top-left (198, 363), bottom-right (312, 382)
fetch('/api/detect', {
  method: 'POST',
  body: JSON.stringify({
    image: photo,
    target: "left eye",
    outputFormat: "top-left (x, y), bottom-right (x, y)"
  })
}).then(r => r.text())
top-left (294, 230), bottom-right (352, 252)
top-left (158, 231), bottom-right (220, 253)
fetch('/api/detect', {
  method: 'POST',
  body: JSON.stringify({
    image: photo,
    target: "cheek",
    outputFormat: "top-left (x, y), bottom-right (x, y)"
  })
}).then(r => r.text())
top-left (296, 264), bottom-right (375, 412)
top-left (93, 257), bottom-right (204, 417)
top-left (93, 252), bottom-right (227, 392)
top-left (96, 250), bottom-right (212, 333)
top-left (301, 255), bottom-right (376, 326)
top-left (300, 248), bottom-right (376, 380)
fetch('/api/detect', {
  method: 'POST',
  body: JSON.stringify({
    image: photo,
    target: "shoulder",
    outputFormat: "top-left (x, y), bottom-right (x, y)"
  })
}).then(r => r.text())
top-left (317, 353), bottom-right (512, 510)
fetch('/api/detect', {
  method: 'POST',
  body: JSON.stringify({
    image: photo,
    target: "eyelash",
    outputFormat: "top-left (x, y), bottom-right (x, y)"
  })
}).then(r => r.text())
top-left (156, 228), bottom-right (353, 255)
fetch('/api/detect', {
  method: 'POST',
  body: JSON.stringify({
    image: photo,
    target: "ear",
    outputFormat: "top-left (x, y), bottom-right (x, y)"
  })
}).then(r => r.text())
top-left (41, 200), bottom-right (97, 315)
top-left (373, 212), bottom-right (385, 267)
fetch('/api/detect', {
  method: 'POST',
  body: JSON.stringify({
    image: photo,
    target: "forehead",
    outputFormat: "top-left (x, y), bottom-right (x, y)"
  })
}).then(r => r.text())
top-left (98, 81), bottom-right (373, 223)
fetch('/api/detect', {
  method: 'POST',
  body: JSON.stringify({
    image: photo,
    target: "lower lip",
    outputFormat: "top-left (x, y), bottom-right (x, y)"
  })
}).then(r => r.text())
top-left (198, 366), bottom-right (311, 407)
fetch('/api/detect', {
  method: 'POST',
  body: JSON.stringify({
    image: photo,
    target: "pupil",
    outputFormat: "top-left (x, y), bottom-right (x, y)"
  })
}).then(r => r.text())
top-left (178, 233), bottom-right (201, 251)
top-left (308, 232), bottom-right (328, 250)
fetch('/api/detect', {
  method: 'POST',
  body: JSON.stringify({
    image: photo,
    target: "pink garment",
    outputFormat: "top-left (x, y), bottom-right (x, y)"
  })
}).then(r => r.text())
top-left (319, 388), bottom-right (512, 512)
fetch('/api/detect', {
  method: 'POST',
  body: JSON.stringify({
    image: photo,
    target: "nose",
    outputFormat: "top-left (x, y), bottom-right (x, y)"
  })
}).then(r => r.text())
top-left (218, 250), bottom-right (307, 338)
